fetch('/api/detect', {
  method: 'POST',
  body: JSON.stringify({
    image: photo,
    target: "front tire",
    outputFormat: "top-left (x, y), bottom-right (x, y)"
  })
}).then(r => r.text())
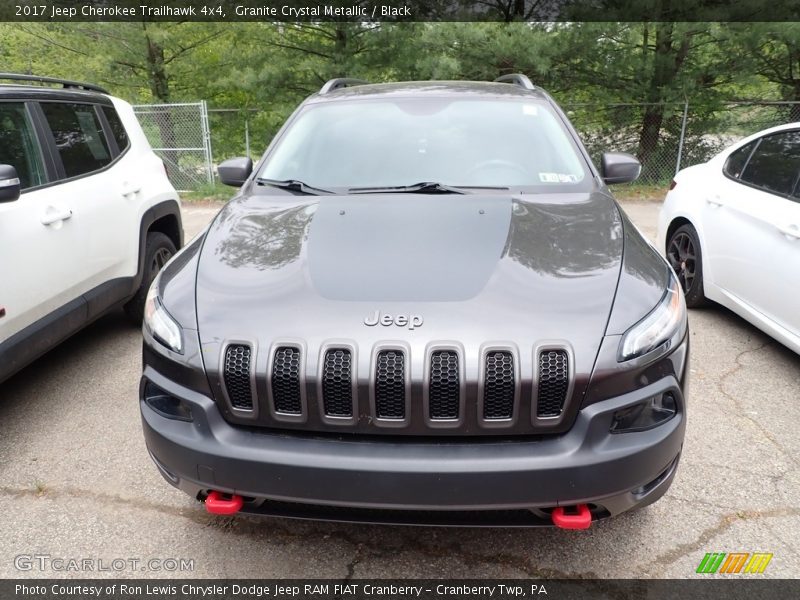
top-left (124, 231), bottom-right (177, 323)
top-left (666, 223), bottom-right (708, 308)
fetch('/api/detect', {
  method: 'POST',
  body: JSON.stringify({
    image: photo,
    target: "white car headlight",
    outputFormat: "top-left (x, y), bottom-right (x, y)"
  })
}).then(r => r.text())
top-left (144, 281), bottom-right (183, 354)
top-left (619, 273), bottom-right (687, 361)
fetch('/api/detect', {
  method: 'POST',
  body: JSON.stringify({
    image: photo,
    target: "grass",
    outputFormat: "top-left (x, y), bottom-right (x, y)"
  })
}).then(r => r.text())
top-left (181, 182), bottom-right (235, 203)
top-left (613, 182), bottom-right (670, 202)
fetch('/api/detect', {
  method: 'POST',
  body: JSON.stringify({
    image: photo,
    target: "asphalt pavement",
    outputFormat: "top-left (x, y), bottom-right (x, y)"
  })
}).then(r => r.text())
top-left (1, 199), bottom-right (799, 579)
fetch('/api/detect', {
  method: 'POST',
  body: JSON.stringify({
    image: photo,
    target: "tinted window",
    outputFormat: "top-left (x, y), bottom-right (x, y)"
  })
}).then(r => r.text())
top-left (41, 102), bottom-right (111, 178)
top-left (723, 141), bottom-right (755, 179)
top-left (740, 131), bottom-right (800, 196)
top-left (260, 98), bottom-right (588, 190)
top-left (0, 102), bottom-right (46, 189)
top-left (102, 106), bottom-right (129, 151)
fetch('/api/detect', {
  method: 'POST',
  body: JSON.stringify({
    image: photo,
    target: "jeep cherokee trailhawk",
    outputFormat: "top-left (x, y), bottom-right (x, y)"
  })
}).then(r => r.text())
top-left (139, 75), bottom-right (688, 528)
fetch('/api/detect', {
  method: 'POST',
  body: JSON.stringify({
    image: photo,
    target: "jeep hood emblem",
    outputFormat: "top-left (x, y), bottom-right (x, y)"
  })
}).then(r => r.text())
top-left (364, 310), bottom-right (424, 330)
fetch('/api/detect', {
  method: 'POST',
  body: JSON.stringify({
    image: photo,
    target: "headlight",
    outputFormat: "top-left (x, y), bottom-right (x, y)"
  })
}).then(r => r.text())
top-left (144, 281), bottom-right (183, 354)
top-left (619, 273), bottom-right (687, 361)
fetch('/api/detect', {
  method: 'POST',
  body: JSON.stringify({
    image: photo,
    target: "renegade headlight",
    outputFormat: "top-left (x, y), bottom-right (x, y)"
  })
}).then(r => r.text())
top-left (144, 281), bottom-right (183, 354)
top-left (619, 274), bottom-right (687, 361)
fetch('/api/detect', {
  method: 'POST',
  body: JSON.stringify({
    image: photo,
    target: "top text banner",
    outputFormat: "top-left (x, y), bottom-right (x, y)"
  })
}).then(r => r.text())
top-left (3, 0), bottom-right (800, 22)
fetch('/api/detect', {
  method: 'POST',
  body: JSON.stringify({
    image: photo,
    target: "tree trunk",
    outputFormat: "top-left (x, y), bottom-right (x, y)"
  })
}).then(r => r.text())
top-left (636, 22), bottom-right (690, 178)
top-left (145, 29), bottom-right (180, 177)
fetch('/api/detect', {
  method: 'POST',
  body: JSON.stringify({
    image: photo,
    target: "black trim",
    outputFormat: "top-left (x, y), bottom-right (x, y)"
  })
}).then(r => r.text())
top-left (26, 101), bottom-right (61, 184)
top-left (133, 199), bottom-right (184, 292)
top-left (94, 104), bottom-right (120, 157)
top-left (0, 73), bottom-right (109, 94)
top-left (0, 86), bottom-right (112, 105)
top-left (0, 277), bottom-right (137, 384)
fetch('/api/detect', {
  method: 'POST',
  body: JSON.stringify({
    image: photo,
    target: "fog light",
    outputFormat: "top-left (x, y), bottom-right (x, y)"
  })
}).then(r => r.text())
top-left (144, 382), bottom-right (193, 421)
top-left (610, 393), bottom-right (676, 433)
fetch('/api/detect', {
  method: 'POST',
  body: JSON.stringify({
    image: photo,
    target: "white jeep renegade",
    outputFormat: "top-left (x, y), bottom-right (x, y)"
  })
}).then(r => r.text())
top-left (0, 73), bottom-right (182, 383)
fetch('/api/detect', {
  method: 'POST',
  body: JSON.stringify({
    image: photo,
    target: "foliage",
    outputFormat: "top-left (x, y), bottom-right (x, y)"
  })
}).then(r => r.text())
top-left (1, 21), bottom-right (795, 180)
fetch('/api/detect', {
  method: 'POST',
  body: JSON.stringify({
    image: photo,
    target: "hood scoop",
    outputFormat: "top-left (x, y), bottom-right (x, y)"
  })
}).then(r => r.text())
top-left (307, 195), bottom-right (511, 302)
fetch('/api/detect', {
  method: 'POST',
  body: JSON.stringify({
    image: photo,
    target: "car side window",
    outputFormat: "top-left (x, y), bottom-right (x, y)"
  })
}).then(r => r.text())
top-left (102, 105), bottom-right (129, 152)
top-left (739, 130), bottom-right (800, 197)
top-left (40, 102), bottom-right (112, 178)
top-left (723, 141), bottom-right (756, 179)
top-left (0, 102), bottom-right (46, 189)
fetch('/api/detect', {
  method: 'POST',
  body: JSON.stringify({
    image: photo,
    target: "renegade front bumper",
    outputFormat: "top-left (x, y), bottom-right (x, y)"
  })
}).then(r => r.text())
top-left (141, 364), bottom-right (685, 526)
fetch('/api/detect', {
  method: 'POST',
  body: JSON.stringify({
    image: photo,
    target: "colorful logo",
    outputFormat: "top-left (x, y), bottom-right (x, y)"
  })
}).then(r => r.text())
top-left (696, 552), bottom-right (773, 574)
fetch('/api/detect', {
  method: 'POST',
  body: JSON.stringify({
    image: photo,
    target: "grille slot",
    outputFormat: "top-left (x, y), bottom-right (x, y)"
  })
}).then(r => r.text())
top-left (375, 350), bottom-right (406, 419)
top-left (429, 350), bottom-right (460, 420)
top-left (537, 350), bottom-right (569, 417)
top-left (322, 349), bottom-right (353, 417)
top-left (223, 344), bottom-right (254, 410)
top-left (483, 351), bottom-right (515, 420)
top-left (271, 347), bottom-right (302, 415)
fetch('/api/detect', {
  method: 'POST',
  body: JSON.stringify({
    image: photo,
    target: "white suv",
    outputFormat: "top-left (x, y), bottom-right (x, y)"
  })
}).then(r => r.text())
top-left (0, 74), bottom-right (182, 383)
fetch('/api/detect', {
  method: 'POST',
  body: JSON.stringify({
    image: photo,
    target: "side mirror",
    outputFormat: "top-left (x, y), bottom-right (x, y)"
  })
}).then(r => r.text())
top-left (601, 152), bottom-right (641, 185)
top-left (218, 157), bottom-right (253, 187)
top-left (0, 164), bottom-right (21, 203)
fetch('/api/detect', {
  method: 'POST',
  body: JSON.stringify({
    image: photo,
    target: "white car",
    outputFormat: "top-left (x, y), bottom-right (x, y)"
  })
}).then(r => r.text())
top-left (0, 74), bottom-right (182, 383)
top-left (657, 122), bottom-right (800, 354)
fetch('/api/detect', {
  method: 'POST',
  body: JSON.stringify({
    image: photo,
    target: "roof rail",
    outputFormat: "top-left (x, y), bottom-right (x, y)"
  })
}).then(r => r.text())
top-left (493, 74), bottom-right (535, 91)
top-left (319, 78), bottom-right (369, 95)
top-left (0, 73), bottom-right (109, 94)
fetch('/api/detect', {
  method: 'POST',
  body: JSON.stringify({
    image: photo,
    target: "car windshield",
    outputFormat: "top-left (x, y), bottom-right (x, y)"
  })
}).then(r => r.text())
top-left (258, 97), bottom-right (590, 191)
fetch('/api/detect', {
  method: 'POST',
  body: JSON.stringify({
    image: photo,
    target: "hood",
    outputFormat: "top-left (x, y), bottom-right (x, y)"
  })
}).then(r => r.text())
top-left (195, 191), bottom-right (623, 388)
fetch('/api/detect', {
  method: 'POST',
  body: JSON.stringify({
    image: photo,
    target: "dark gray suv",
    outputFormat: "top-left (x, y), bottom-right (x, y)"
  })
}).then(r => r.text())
top-left (140, 75), bottom-right (688, 528)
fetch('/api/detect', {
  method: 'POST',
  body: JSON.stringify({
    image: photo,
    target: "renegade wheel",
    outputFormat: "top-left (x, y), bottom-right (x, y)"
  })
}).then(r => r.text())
top-left (666, 223), bottom-right (708, 308)
top-left (124, 231), bottom-right (176, 323)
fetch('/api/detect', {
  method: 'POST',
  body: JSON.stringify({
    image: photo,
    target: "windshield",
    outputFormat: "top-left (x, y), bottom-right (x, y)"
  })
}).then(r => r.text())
top-left (259, 97), bottom-right (590, 191)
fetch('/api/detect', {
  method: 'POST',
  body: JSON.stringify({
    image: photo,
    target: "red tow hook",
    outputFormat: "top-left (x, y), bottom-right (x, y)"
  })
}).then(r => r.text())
top-left (552, 504), bottom-right (592, 529)
top-left (204, 490), bottom-right (243, 515)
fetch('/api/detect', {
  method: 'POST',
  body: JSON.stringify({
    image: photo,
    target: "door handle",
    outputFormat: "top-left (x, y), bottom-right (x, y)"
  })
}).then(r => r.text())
top-left (777, 223), bottom-right (800, 240)
top-left (121, 182), bottom-right (141, 197)
top-left (706, 195), bottom-right (723, 208)
top-left (40, 208), bottom-right (73, 226)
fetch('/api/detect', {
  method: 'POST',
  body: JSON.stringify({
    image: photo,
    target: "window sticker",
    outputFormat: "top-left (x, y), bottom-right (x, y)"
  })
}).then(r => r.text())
top-left (540, 172), bottom-right (581, 183)
top-left (523, 105), bottom-right (539, 116)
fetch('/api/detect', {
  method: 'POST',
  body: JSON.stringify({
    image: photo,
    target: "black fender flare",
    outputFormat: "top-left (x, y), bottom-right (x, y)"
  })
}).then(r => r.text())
top-left (132, 199), bottom-right (183, 293)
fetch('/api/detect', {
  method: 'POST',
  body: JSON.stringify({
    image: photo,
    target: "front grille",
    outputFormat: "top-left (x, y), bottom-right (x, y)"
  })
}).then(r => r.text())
top-left (537, 350), bottom-right (569, 417)
top-left (223, 344), bottom-right (253, 410)
top-left (375, 350), bottom-right (406, 419)
top-left (483, 351), bottom-right (515, 419)
top-left (271, 347), bottom-right (302, 414)
top-left (322, 349), bottom-right (353, 417)
top-left (429, 350), bottom-right (460, 419)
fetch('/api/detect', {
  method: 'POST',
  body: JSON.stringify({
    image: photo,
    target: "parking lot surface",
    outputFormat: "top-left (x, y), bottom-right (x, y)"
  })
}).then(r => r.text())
top-left (1, 200), bottom-right (799, 579)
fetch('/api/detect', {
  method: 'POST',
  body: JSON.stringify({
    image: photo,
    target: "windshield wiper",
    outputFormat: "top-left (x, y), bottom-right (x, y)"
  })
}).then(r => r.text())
top-left (349, 182), bottom-right (469, 195)
top-left (256, 178), bottom-right (333, 195)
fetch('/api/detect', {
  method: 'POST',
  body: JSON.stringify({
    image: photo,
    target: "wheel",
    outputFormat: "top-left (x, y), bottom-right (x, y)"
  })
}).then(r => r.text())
top-left (666, 223), bottom-right (708, 308)
top-left (124, 231), bottom-right (177, 323)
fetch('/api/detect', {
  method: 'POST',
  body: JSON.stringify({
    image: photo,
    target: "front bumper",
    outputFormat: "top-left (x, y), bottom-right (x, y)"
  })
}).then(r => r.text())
top-left (141, 364), bottom-right (685, 526)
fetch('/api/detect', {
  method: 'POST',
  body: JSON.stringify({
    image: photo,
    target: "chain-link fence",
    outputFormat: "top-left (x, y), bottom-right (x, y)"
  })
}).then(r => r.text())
top-left (134, 100), bottom-right (800, 192)
top-left (566, 101), bottom-right (800, 186)
top-left (132, 102), bottom-right (213, 191)
top-left (565, 102), bottom-right (687, 185)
